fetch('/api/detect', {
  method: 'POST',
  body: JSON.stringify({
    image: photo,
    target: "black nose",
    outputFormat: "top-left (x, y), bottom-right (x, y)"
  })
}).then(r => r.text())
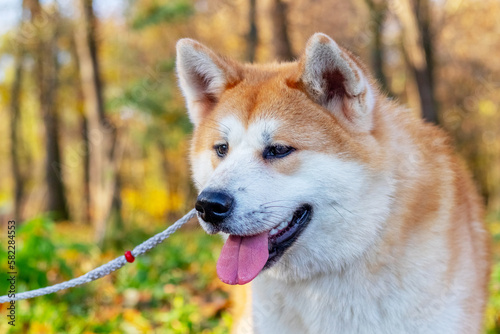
top-left (195, 190), bottom-right (234, 225)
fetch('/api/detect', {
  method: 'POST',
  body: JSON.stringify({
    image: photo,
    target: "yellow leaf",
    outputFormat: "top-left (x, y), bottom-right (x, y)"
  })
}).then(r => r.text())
top-left (478, 99), bottom-right (496, 117)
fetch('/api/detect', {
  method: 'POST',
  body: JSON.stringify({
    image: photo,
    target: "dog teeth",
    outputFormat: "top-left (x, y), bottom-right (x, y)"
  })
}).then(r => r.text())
top-left (270, 221), bottom-right (289, 237)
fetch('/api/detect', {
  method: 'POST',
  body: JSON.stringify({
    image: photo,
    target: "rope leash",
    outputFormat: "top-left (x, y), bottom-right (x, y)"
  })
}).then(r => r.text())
top-left (0, 209), bottom-right (197, 303)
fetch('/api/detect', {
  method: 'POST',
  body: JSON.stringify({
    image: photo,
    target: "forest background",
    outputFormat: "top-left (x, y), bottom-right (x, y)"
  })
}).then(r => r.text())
top-left (0, 0), bottom-right (499, 333)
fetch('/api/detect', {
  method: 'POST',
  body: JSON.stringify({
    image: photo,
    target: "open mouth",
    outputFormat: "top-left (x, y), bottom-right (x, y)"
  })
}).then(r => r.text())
top-left (216, 204), bottom-right (312, 285)
top-left (265, 204), bottom-right (313, 269)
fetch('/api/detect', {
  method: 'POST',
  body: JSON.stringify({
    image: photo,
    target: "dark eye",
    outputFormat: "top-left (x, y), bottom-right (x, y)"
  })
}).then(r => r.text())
top-left (214, 143), bottom-right (228, 158)
top-left (263, 145), bottom-right (295, 159)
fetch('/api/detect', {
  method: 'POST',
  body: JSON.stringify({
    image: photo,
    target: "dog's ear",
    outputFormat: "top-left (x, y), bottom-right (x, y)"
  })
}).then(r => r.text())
top-left (299, 33), bottom-right (376, 133)
top-left (176, 39), bottom-right (241, 127)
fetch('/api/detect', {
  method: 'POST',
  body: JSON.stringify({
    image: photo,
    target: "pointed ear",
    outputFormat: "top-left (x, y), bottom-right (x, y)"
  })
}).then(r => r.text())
top-left (299, 33), bottom-right (376, 133)
top-left (176, 39), bottom-right (241, 127)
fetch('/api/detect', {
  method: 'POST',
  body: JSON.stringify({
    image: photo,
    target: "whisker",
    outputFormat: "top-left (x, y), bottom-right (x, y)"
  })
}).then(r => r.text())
top-left (330, 201), bottom-right (354, 216)
top-left (198, 123), bottom-right (226, 134)
top-left (260, 199), bottom-right (298, 206)
top-left (191, 178), bottom-right (203, 188)
top-left (261, 205), bottom-right (297, 210)
top-left (261, 218), bottom-right (277, 225)
top-left (262, 213), bottom-right (287, 220)
top-left (205, 118), bottom-right (230, 135)
top-left (255, 210), bottom-right (289, 220)
top-left (329, 203), bottom-right (350, 222)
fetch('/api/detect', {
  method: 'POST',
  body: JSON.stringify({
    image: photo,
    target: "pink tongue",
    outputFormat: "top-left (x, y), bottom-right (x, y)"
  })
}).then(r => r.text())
top-left (216, 232), bottom-right (269, 285)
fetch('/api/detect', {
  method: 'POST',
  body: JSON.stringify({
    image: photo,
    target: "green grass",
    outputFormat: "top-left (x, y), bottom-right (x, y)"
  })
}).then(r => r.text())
top-left (0, 216), bottom-right (231, 333)
top-left (2, 214), bottom-right (500, 333)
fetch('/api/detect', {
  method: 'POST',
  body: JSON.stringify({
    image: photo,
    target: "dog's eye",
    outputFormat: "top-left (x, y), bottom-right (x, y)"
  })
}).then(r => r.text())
top-left (263, 145), bottom-right (295, 159)
top-left (214, 143), bottom-right (229, 158)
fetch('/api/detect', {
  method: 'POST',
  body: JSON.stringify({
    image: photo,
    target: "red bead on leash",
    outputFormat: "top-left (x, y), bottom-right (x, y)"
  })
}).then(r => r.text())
top-left (124, 251), bottom-right (135, 263)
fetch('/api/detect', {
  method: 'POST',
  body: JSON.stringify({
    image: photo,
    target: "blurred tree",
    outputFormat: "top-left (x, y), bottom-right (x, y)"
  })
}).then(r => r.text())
top-left (364, 0), bottom-right (391, 94)
top-left (75, 0), bottom-right (117, 244)
top-left (436, 0), bottom-right (500, 214)
top-left (9, 27), bottom-right (25, 221)
top-left (131, 0), bottom-right (193, 29)
top-left (69, 33), bottom-right (91, 224)
top-left (246, 0), bottom-right (258, 62)
top-left (26, 0), bottom-right (70, 220)
top-left (270, 0), bottom-right (294, 61)
top-left (392, 0), bottom-right (438, 124)
top-left (114, 0), bottom-right (196, 220)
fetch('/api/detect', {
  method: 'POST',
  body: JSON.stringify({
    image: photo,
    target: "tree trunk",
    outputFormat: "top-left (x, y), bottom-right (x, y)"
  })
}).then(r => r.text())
top-left (364, 0), bottom-right (390, 94)
top-left (270, 0), bottom-right (294, 61)
top-left (414, 0), bottom-right (436, 115)
top-left (246, 0), bottom-right (258, 62)
top-left (415, 0), bottom-right (433, 86)
top-left (391, 0), bottom-right (438, 124)
top-left (28, 0), bottom-right (70, 221)
top-left (75, 0), bottom-right (117, 244)
top-left (43, 26), bottom-right (70, 220)
top-left (412, 63), bottom-right (437, 124)
top-left (81, 113), bottom-right (91, 224)
top-left (107, 167), bottom-right (124, 242)
top-left (70, 32), bottom-right (91, 224)
top-left (9, 39), bottom-right (25, 221)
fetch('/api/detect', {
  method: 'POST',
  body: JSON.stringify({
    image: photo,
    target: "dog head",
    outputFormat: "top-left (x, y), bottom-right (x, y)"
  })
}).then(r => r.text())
top-left (176, 33), bottom-right (394, 283)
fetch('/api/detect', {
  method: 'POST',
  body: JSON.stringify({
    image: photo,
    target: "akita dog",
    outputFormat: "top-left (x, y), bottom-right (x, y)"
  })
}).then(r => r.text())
top-left (176, 33), bottom-right (490, 333)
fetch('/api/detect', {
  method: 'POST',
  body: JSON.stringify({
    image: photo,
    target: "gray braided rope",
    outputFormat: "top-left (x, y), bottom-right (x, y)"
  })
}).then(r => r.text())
top-left (0, 209), bottom-right (196, 304)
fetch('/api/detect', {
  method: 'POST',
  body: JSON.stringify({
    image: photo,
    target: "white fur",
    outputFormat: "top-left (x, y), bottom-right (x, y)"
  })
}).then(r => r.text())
top-left (190, 115), bottom-right (476, 334)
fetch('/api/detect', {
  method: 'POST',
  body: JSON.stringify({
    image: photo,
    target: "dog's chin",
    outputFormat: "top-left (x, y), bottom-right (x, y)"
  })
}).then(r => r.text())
top-left (262, 249), bottom-right (320, 282)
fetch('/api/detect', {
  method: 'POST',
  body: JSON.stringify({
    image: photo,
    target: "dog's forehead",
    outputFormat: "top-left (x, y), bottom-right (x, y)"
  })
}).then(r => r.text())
top-left (218, 115), bottom-right (279, 147)
top-left (209, 80), bottom-right (314, 140)
top-left (192, 77), bottom-right (372, 164)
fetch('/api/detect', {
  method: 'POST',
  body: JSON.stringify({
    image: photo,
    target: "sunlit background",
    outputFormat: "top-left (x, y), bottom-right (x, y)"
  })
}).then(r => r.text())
top-left (0, 0), bottom-right (499, 332)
